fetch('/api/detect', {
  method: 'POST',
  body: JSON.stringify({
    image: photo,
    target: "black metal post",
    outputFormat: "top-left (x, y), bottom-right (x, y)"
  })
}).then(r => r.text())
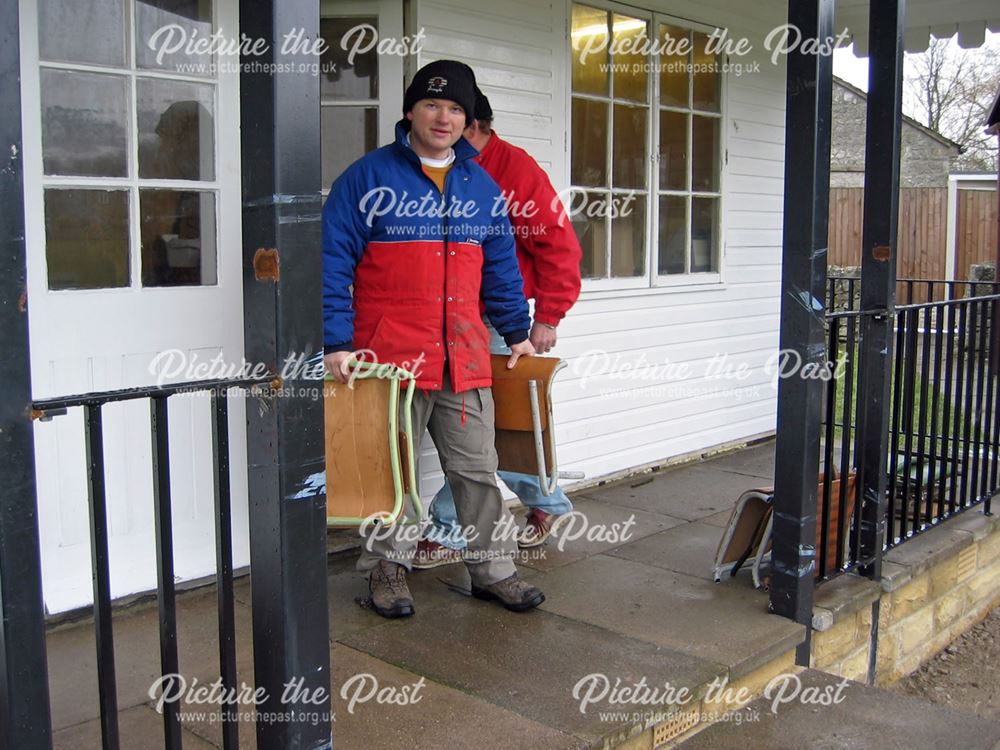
top-left (0, 2), bottom-right (53, 745)
top-left (853, 0), bottom-right (905, 579)
top-left (239, 1), bottom-right (331, 748)
top-left (769, 0), bottom-right (835, 663)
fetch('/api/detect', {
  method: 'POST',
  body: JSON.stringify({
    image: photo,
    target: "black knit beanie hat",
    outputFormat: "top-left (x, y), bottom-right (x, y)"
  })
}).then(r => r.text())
top-left (474, 86), bottom-right (493, 122)
top-left (403, 60), bottom-right (476, 126)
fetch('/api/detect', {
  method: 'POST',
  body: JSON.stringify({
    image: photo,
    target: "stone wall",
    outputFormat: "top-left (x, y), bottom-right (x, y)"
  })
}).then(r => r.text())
top-left (830, 81), bottom-right (959, 189)
top-left (810, 511), bottom-right (1000, 686)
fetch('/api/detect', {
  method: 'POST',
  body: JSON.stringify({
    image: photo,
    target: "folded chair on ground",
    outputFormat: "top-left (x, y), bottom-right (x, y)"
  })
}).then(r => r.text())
top-left (713, 469), bottom-right (858, 589)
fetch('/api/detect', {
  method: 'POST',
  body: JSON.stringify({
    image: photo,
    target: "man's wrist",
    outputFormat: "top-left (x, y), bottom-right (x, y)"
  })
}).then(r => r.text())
top-left (503, 330), bottom-right (530, 346)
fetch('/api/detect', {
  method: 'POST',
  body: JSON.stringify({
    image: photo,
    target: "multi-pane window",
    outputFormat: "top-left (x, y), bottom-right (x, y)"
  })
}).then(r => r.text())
top-left (570, 3), bottom-right (723, 285)
top-left (38, 0), bottom-right (219, 290)
top-left (320, 16), bottom-right (380, 189)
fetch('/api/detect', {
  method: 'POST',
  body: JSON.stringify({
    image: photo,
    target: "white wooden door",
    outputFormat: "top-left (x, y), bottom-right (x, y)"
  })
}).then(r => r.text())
top-left (20, 0), bottom-right (248, 613)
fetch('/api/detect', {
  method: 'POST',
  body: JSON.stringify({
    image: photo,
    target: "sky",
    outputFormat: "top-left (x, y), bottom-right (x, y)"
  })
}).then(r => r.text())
top-left (833, 30), bottom-right (1000, 95)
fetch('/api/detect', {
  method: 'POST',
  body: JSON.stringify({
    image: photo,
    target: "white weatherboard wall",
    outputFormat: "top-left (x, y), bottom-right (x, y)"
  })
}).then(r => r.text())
top-left (412, 0), bottom-right (788, 494)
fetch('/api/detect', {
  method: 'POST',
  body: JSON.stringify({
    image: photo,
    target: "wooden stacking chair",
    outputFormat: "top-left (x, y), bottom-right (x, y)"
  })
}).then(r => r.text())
top-left (489, 354), bottom-right (568, 496)
top-left (324, 362), bottom-right (421, 527)
top-left (713, 470), bottom-right (858, 588)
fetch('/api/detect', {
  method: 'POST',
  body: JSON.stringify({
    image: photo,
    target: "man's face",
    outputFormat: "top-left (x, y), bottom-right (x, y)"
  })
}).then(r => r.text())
top-left (406, 99), bottom-right (466, 157)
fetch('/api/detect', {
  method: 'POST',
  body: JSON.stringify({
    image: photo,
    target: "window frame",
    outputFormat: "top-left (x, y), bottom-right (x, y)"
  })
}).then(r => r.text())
top-left (23, 0), bottom-right (225, 294)
top-left (319, 0), bottom-right (404, 197)
top-left (567, 0), bottom-right (728, 294)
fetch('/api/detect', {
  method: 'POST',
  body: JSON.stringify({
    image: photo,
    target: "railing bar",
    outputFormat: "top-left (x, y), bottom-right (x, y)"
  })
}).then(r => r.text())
top-left (971, 300), bottom-right (989, 505)
top-left (33, 376), bottom-right (271, 412)
top-left (987, 296), bottom-right (1000, 515)
top-left (926, 300), bottom-right (945, 526)
top-left (150, 397), bottom-right (182, 750)
top-left (914, 306), bottom-right (932, 529)
top-left (838, 315), bottom-right (857, 569)
top-left (949, 302), bottom-right (968, 515)
top-left (820, 317), bottom-right (839, 579)
top-left (960, 300), bottom-right (979, 510)
top-left (901, 308), bottom-right (919, 538)
top-left (938, 303), bottom-right (957, 520)
top-left (888, 308), bottom-right (907, 544)
top-left (84, 404), bottom-right (120, 750)
top-left (894, 293), bottom-right (1000, 312)
top-left (212, 393), bottom-right (240, 750)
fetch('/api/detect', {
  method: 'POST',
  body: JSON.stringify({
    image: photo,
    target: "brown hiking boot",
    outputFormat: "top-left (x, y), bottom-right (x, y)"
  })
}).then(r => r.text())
top-left (368, 560), bottom-right (414, 618)
top-left (471, 572), bottom-right (545, 612)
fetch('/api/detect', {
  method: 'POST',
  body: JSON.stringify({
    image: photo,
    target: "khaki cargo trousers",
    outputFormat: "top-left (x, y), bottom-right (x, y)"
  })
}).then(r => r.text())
top-left (356, 371), bottom-right (518, 586)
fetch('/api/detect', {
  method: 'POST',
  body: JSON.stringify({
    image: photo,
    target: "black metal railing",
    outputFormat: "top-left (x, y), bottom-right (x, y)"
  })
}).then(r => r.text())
top-left (817, 279), bottom-right (999, 581)
top-left (32, 376), bottom-right (270, 750)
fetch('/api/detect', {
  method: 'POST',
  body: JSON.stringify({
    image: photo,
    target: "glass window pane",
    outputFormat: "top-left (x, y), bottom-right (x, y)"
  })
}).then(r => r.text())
top-left (138, 79), bottom-right (215, 180)
top-left (322, 107), bottom-right (378, 188)
top-left (135, 0), bottom-right (214, 74)
top-left (658, 195), bottom-right (686, 275)
top-left (41, 70), bottom-right (128, 177)
top-left (39, 0), bottom-right (125, 67)
top-left (692, 32), bottom-right (720, 112)
top-left (141, 190), bottom-right (217, 286)
top-left (612, 104), bottom-right (646, 189)
top-left (45, 189), bottom-right (129, 290)
top-left (691, 197), bottom-right (718, 272)
top-left (320, 17), bottom-right (379, 100)
top-left (612, 14), bottom-right (648, 103)
top-left (659, 110), bottom-right (687, 191)
top-left (571, 5), bottom-right (609, 96)
top-left (572, 191), bottom-right (608, 279)
top-left (692, 115), bottom-right (719, 192)
top-left (659, 25), bottom-right (689, 107)
top-left (571, 98), bottom-right (608, 187)
top-left (610, 193), bottom-right (645, 278)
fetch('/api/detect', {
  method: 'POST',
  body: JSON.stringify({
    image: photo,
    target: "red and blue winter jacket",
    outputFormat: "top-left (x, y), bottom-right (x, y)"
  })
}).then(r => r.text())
top-left (322, 121), bottom-right (530, 392)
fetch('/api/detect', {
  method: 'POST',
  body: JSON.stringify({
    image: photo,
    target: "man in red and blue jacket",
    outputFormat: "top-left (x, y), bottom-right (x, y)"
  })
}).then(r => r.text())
top-left (322, 60), bottom-right (545, 618)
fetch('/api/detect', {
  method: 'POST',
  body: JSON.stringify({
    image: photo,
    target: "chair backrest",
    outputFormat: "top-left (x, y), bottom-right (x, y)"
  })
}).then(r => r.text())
top-left (489, 354), bottom-right (562, 475)
top-left (324, 367), bottom-right (416, 527)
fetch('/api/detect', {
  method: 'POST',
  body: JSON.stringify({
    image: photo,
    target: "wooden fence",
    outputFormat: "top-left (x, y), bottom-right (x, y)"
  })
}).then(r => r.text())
top-left (828, 185), bottom-right (998, 302)
top-left (956, 188), bottom-right (999, 280)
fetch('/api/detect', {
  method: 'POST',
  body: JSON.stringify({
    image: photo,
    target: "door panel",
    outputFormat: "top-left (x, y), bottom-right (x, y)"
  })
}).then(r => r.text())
top-left (21, 0), bottom-right (248, 613)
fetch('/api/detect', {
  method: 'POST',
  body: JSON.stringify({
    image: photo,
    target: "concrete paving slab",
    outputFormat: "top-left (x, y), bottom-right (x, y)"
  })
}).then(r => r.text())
top-left (341, 598), bottom-right (723, 745)
top-left (700, 442), bottom-right (775, 480)
top-left (679, 669), bottom-right (1000, 750)
top-left (52, 704), bottom-right (217, 750)
top-left (518, 495), bottom-right (687, 573)
top-left (46, 589), bottom-right (255, 731)
top-left (179, 642), bottom-right (582, 750)
top-left (605, 521), bottom-right (756, 583)
top-left (700, 509), bottom-right (736, 528)
top-left (536, 554), bottom-right (804, 679)
top-left (235, 552), bottom-right (476, 643)
top-left (580, 465), bottom-right (771, 522)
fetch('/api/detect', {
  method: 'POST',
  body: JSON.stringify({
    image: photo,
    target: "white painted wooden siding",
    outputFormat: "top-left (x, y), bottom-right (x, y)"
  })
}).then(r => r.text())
top-left (412, 0), bottom-right (788, 498)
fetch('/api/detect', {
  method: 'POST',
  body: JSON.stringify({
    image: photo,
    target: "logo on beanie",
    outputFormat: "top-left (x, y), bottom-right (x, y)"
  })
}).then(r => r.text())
top-left (427, 76), bottom-right (447, 93)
